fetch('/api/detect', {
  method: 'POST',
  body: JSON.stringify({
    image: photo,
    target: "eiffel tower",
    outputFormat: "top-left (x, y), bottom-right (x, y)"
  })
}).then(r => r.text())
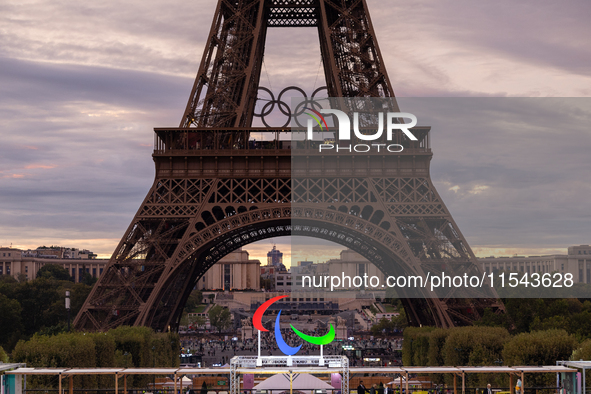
top-left (74, 0), bottom-right (504, 331)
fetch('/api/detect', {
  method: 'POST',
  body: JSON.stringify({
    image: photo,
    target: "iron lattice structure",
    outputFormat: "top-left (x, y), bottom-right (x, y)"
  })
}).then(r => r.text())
top-left (181, 0), bottom-right (396, 129)
top-left (75, 0), bottom-right (504, 331)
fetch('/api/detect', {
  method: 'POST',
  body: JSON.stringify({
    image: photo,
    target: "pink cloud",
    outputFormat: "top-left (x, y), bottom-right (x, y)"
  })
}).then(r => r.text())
top-left (24, 164), bottom-right (57, 169)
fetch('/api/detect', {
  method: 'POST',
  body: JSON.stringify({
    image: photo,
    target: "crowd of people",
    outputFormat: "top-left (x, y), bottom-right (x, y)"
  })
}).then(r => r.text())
top-left (180, 329), bottom-right (402, 366)
top-left (357, 381), bottom-right (386, 394)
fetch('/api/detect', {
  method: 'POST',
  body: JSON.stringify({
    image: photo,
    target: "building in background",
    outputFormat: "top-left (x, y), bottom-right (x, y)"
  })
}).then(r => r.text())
top-left (477, 245), bottom-right (591, 283)
top-left (291, 249), bottom-right (386, 292)
top-left (22, 246), bottom-right (97, 259)
top-left (260, 265), bottom-right (276, 278)
top-left (267, 245), bottom-right (285, 271)
top-left (0, 246), bottom-right (106, 282)
top-left (196, 248), bottom-right (260, 291)
top-left (5, 243), bottom-right (591, 289)
top-left (1, 246), bottom-right (262, 289)
top-left (275, 271), bottom-right (292, 292)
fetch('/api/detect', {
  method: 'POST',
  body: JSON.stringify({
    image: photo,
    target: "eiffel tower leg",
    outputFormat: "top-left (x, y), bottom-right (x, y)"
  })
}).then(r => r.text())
top-left (317, 0), bottom-right (397, 100)
top-left (73, 176), bottom-right (195, 330)
top-left (74, 151), bottom-right (293, 331)
top-left (291, 146), bottom-right (505, 328)
top-left (181, 0), bottom-right (268, 128)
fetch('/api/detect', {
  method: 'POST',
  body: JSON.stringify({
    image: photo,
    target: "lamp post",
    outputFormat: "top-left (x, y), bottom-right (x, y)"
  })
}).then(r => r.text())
top-left (65, 291), bottom-right (71, 332)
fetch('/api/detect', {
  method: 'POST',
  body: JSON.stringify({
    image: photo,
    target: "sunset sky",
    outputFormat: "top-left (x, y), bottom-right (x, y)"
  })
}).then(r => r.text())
top-left (1, 0), bottom-right (590, 265)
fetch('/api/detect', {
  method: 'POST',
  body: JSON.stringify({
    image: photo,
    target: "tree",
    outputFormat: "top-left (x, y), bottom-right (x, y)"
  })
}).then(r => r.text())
top-left (0, 274), bottom-right (96, 347)
top-left (37, 264), bottom-right (72, 281)
top-left (184, 314), bottom-right (207, 330)
top-left (503, 329), bottom-right (577, 366)
top-left (13, 277), bottom-right (63, 336)
top-left (503, 329), bottom-right (577, 386)
top-left (572, 339), bottom-right (591, 389)
top-left (11, 326), bottom-right (179, 389)
top-left (442, 326), bottom-right (509, 366)
top-left (474, 307), bottom-right (513, 330)
top-left (392, 308), bottom-right (408, 331)
top-left (81, 272), bottom-right (97, 286)
top-left (402, 326), bottom-right (435, 366)
top-left (0, 345), bottom-right (8, 363)
top-left (568, 309), bottom-right (591, 340)
top-left (208, 305), bottom-right (232, 333)
top-left (0, 275), bottom-right (18, 299)
top-left (183, 289), bottom-right (203, 313)
top-left (371, 317), bottom-right (395, 335)
top-left (193, 315), bottom-right (207, 329)
top-left (0, 294), bottom-right (23, 350)
top-left (572, 338), bottom-right (591, 360)
top-left (70, 283), bottom-right (93, 316)
top-left (371, 318), bottom-right (385, 335)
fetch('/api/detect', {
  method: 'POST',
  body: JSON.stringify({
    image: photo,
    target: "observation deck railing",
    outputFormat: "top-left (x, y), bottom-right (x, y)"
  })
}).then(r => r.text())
top-left (153, 127), bottom-right (431, 155)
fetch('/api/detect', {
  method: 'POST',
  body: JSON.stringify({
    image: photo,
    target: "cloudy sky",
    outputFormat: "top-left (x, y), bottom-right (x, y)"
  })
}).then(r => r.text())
top-left (1, 0), bottom-right (590, 264)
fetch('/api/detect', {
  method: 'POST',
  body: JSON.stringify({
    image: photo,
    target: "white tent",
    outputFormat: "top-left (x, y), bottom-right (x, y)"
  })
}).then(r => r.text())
top-left (253, 373), bottom-right (335, 394)
top-left (161, 376), bottom-right (193, 388)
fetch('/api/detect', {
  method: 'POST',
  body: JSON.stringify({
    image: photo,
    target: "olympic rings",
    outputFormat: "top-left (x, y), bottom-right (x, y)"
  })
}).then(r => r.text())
top-left (253, 85), bottom-right (328, 128)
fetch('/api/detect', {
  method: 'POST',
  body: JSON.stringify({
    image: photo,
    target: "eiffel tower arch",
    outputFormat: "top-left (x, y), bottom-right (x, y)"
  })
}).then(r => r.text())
top-left (74, 0), bottom-right (504, 332)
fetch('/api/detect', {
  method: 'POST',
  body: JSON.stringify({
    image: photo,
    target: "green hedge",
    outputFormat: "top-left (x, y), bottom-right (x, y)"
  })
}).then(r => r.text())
top-left (402, 326), bottom-right (435, 366)
top-left (443, 327), bottom-right (510, 387)
top-left (11, 326), bottom-right (179, 389)
top-left (403, 326), bottom-right (579, 388)
top-left (442, 327), bottom-right (509, 366)
top-left (403, 326), bottom-right (509, 367)
top-left (503, 329), bottom-right (577, 386)
top-left (427, 328), bottom-right (449, 367)
top-left (0, 346), bottom-right (8, 363)
top-left (572, 339), bottom-right (591, 389)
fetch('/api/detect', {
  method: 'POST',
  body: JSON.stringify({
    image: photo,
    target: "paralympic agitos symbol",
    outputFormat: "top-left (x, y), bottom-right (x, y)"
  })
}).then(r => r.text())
top-left (252, 295), bottom-right (335, 356)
